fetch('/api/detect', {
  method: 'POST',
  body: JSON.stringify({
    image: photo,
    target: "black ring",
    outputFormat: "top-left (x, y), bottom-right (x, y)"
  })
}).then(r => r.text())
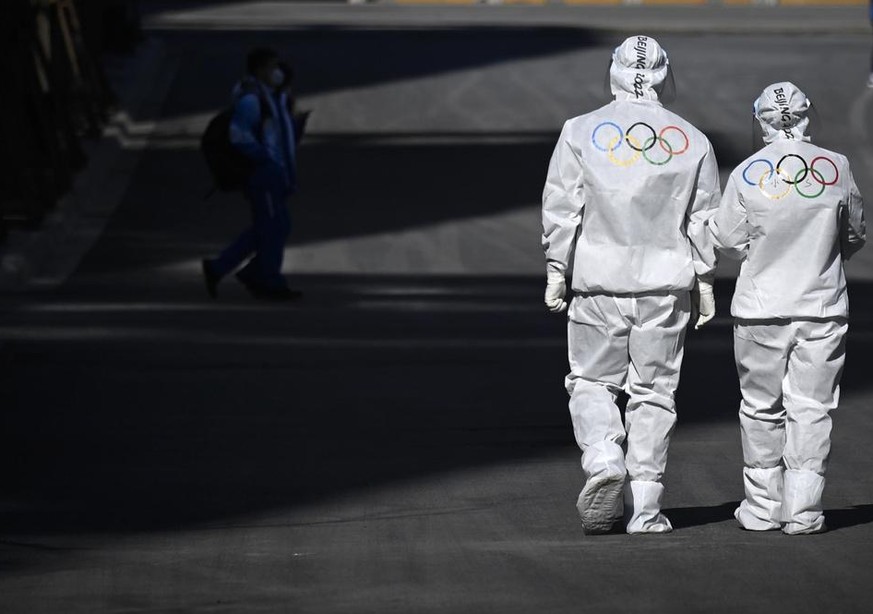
top-left (625, 122), bottom-right (658, 152)
top-left (776, 154), bottom-right (808, 185)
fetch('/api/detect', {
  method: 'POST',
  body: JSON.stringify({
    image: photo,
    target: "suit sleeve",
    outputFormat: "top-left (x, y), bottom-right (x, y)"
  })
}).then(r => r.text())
top-left (841, 162), bottom-right (866, 261)
top-left (709, 173), bottom-right (750, 261)
top-left (686, 140), bottom-right (721, 281)
top-left (542, 121), bottom-right (585, 275)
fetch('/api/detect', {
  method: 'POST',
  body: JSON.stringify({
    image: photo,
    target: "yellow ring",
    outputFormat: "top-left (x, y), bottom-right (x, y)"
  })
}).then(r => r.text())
top-left (757, 167), bottom-right (792, 200)
top-left (607, 134), bottom-right (641, 167)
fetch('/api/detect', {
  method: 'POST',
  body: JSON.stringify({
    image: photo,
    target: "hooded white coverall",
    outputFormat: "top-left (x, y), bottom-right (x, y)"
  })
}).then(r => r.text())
top-left (709, 82), bottom-right (866, 535)
top-left (542, 36), bottom-right (720, 534)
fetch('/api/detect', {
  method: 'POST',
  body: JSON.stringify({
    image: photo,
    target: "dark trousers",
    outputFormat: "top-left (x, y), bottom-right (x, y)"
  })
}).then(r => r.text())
top-left (213, 181), bottom-right (291, 288)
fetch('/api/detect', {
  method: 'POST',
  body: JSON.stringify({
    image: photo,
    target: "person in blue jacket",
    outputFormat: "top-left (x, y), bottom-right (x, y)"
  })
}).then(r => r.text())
top-left (202, 47), bottom-right (299, 300)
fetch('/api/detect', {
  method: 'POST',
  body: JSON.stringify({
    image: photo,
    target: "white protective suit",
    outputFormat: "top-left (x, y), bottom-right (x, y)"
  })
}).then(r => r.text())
top-left (542, 36), bottom-right (721, 534)
top-left (709, 82), bottom-right (866, 535)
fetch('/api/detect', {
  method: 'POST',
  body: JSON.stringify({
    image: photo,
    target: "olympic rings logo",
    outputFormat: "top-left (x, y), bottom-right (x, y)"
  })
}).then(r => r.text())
top-left (742, 154), bottom-right (839, 200)
top-left (591, 121), bottom-right (691, 167)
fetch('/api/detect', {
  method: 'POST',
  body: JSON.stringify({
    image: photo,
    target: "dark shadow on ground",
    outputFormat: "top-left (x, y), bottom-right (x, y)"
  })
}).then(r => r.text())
top-left (826, 504), bottom-right (873, 531)
top-left (664, 501), bottom-right (740, 529)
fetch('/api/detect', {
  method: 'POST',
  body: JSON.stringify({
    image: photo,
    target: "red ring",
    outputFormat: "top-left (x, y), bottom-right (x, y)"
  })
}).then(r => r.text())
top-left (659, 125), bottom-right (689, 155)
top-left (810, 156), bottom-right (839, 186)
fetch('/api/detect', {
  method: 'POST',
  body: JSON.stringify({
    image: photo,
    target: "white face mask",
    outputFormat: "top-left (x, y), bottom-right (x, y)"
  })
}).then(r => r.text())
top-left (269, 67), bottom-right (285, 88)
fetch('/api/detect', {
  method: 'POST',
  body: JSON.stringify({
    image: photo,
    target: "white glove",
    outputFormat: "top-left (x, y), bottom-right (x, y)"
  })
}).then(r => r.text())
top-left (545, 268), bottom-right (568, 314)
top-left (692, 278), bottom-right (715, 329)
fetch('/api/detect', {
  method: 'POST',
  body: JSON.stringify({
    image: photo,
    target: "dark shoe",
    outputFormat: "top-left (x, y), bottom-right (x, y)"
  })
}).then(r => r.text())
top-left (202, 259), bottom-right (220, 299)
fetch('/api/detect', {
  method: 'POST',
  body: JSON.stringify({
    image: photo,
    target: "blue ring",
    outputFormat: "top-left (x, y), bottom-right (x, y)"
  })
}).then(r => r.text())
top-left (742, 158), bottom-right (775, 186)
top-left (592, 121), bottom-right (624, 152)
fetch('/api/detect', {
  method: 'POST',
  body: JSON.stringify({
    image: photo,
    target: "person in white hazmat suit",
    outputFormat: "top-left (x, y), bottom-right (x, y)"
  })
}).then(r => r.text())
top-left (541, 36), bottom-right (720, 535)
top-left (708, 82), bottom-right (865, 535)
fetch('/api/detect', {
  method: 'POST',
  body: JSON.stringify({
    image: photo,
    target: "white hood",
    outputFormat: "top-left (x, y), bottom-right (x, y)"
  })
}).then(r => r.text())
top-left (609, 35), bottom-right (670, 102)
top-left (753, 82), bottom-right (811, 144)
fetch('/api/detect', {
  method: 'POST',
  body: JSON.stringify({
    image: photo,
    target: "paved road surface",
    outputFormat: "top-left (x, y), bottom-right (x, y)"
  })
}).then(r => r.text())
top-left (2, 4), bottom-right (873, 613)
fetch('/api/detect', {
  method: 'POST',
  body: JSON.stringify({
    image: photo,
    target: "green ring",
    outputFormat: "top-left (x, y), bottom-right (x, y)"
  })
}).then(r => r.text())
top-left (642, 136), bottom-right (673, 166)
top-left (795, 167), bottom-right (826, 199)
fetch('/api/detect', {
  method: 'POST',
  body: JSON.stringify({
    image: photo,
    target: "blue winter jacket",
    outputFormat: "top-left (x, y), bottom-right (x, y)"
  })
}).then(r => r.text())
top-left (229, 78), bottom-right (297, 193)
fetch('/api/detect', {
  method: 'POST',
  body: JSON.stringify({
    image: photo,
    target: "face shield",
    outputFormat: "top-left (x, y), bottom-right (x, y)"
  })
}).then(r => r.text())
top-left (603, 35), bottom-right (676, 105)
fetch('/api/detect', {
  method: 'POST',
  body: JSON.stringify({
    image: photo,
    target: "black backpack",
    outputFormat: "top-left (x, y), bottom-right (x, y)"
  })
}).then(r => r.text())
top-left (200, 88), bottom-right (271, 194)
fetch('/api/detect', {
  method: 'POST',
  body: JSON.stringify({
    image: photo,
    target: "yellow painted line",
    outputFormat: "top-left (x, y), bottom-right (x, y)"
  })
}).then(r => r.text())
top-left (779, 0), bottom-right (866, 5)
top-left (393, 0), bottom-right (478, 5)
top-left (634, 0), bottom-right (709, 4)
top-left (563, 0), bottom-right (623, 6)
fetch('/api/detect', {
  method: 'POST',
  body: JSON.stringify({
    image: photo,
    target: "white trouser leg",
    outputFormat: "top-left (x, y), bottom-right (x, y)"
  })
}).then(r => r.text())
top-left (733, 321), bottom-right (790, 530)
top-left (624, 292), bottom-right (689, 482)
top-left (566, 295), bottom-right (630, 533)
top-left (581, 440), bottom-right (627, 481)
top-left (734, 318), bottom-right (846, 533)
top-left (623, 292), bottom-right (689, 534)
top-left (566, 294), bottom-right (629, 455)
top-left (781, 319), bottom-right (846, 534)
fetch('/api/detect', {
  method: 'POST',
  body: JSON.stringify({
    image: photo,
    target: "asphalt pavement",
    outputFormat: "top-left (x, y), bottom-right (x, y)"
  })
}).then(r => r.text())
top-left (2, 3), bottom-right (873, 613)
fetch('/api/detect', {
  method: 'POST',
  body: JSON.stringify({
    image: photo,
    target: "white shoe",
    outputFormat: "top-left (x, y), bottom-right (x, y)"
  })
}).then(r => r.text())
top-left (867, 73), bottom-right (873, 89)
top-left (625, 480), bottom-right (673, 534)
top-left (735, 466), bottom-right (783, 531)
top-left (576, 474), bottom-right (626, 535)
top-left (782, 469), bottom-right (826, 535)
top-left (783, 522), bottom-right (828, 536)
top-left (735, 501), bottom-right (781, 531)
